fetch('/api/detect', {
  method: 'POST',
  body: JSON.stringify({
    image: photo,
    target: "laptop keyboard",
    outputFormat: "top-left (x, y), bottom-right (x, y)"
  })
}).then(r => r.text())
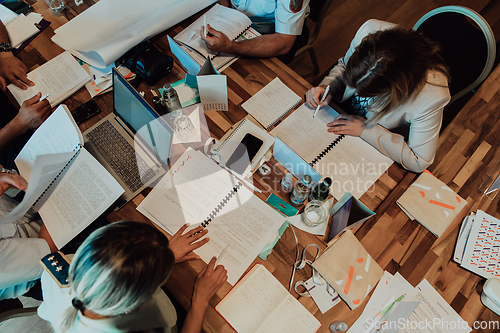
top-left (86, 120), bottom-right (156, 193)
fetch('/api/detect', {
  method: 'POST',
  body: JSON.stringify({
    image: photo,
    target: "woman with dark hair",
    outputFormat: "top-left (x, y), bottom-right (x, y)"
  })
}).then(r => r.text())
top-left (306, 19), bottom-right (451, 173)
top-left (37, 221), bottom-right (227, 333)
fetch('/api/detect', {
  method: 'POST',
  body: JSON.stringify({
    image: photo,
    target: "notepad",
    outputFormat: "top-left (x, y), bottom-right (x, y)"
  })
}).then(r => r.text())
top-left (216, 264), bottom-right (321, 333)
top-left (242, 77), bottom-right (302, 129)
top-left (397, 170), bottom-right (467, 238)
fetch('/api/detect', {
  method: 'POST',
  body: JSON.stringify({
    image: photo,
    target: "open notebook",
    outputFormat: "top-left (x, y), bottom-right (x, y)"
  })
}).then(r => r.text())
top-left (137, 149), bottom-right (284, 285)
top-left (271, 103), bottom-right (393, 199)
top-left (242, 77), bottom-right (302, 129)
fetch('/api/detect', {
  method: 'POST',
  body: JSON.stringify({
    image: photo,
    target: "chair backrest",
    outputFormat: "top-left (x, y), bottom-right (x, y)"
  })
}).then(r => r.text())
top-left (306, 0), bottom-right (334, 45)
top-left (413, 6), bottom-right (496, 103)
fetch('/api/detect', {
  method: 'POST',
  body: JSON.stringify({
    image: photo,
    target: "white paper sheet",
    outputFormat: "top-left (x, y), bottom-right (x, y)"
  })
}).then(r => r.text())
top-left (51, 0), bottom-right (217, 68)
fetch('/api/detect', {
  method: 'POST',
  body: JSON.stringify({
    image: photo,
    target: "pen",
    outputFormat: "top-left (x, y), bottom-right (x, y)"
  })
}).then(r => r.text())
top-left (222, 165), bottom-right (263, 193)
top-left (215, 243), bottom-right (229, 268)
top-left (40, 93), bottom-right (50, 101)
top-left (203, 15), bottom-right (207, 37)
top-left (313, 85), bottom-right (330, 118)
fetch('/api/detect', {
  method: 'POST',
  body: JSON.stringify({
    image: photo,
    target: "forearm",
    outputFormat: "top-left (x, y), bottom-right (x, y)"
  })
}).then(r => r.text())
top-left (180, 301), bottom-right (209, 333)
top-left (0, 117), bottom-right (27, 152)
top-left (0, 21), bottom-right (10, 43)
top-left (217, 0), bottom-right (231, 7)
top-left (228, 33), bottom-right (295, 58)
top-left (360, 124), bottom-right (435, 173)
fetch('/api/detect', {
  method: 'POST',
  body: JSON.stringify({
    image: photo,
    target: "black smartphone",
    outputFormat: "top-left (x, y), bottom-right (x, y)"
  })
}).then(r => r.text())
top-left (71, 100), bottom-right (101, 125)
top-left (2, 1), bottom-right (34, 15)
top-left (226, 133), bottom-right (264, 175)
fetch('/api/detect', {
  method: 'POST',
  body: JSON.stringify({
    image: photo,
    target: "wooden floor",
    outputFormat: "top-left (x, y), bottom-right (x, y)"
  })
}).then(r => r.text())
top-left (289, 0), bottom-right (500, 85)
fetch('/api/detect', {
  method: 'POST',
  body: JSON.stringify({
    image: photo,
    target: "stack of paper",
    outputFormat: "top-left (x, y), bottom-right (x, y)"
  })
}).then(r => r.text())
top-left (454, 210), bottom-right (500, 279)
top-left (0, 5), bottom-right (43, 49)
top-left (348, 272), bottom-right (471, 333)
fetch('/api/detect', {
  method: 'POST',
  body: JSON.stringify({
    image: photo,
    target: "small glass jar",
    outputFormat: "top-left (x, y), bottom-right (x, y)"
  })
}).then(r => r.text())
top-left (281, 173), bottom-right (293, 193)
top-left (302, 200), bottom-right (327, 227)
top-left (173, 114), bottom-right (195, 141)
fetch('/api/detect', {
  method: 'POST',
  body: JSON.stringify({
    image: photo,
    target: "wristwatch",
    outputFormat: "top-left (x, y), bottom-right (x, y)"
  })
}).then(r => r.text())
top-left (0, 42), bottom-right (12, 52)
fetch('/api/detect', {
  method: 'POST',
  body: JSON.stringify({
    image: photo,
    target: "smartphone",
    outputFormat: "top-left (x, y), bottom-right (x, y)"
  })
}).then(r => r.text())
top-left (2, 1), bottom-right (34, 15)
top-left (226, 133), bottom-right (264, 175)
top-left (71, 100), bottom-right (101, 125)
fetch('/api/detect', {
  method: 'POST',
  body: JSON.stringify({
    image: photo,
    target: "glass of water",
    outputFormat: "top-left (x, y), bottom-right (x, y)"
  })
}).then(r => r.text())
top-left (302, 200), bottom-right (328, 227)
top-left (173, 114), bottom-right (195, 142)
top-left (45, 0), bottom-right (65, 13)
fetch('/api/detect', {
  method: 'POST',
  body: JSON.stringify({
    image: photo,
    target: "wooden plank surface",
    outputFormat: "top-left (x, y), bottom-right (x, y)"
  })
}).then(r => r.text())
top-left (12, 1), bottom-right (500, 332)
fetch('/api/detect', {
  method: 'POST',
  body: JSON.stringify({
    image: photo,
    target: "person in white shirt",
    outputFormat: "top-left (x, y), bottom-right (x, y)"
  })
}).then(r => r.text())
top-left (201, 0), bottom-right (310, 58)
top-left (0, 170), bottom-right (55, 301)
top-left (306, 19), bottom-right (451, 173)
top-left (38, 221), bottom-right (226, 333)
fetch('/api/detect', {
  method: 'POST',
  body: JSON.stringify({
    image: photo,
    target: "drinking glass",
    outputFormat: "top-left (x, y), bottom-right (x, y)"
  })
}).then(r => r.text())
top-left (45, 0), bottom-right (65, 13)
top-left (173, 114), bottom-right (195, 141)
top-left (302, 200), bottom-right (328, 227)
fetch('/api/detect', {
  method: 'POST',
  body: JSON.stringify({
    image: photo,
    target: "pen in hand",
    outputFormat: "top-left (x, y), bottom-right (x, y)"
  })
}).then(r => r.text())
top-left (203, 15), bottom-right (207, 37)
top-left (214, 243), bottom-right (229, 269)
top-left (313, 85), bottom-right (330, 119)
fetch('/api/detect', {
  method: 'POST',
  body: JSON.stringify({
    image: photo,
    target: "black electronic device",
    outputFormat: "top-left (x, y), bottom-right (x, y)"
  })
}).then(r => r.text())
top-left (2, 1), bottom-right (34, 15)
top-left (226, 133), bottom-right (264, 175)
top-left (71, 100), bottom-right (101, 125)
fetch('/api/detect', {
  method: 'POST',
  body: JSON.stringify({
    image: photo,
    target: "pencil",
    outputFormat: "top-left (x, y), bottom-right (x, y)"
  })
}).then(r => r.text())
top-left (313, 85), bottom-right (330, 118)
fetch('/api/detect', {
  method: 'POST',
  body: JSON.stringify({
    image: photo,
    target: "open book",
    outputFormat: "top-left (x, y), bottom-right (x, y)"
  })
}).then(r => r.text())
top-left (271, 103), bottom-right (393, 199)
top-left (216, 264), bottom-right (321, 333)
top-left (0, 105), bottom-right (124, 248)
top-left (174, 3), bottom-right (257, 71)
top-left (137, 148), bottom-right (284, 285)
top-left (7, 51), bottom-right (90, 107)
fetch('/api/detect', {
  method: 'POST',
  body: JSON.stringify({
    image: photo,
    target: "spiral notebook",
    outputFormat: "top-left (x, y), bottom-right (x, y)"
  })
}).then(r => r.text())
top-left (174, 4), bottom-right (254, 71)
top-left (212, 118), bottom-right (274, 176)
top-left (242, 77), bottom-right (302, 130)
top-left (137, 148), bottom-right (285, 285)
top-left (0, 105), bottom-right (124, 249)
top-left (271, 104), bottom-right (393, 199)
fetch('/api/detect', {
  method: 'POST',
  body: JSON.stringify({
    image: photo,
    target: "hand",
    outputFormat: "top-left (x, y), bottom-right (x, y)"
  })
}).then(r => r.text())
top-left (306, 85), bottom-right (331, 109)
top-left (0, 172), bottom-right (27, 196)
top-left (200, 24), bottom-right (233, 53)
top-left (217, 0), bottom-right (231, 7)
top-left (327, 115), bottom-right (366, 137)
top-left (192, 257), bottom-right (227, 307)
top-left (169, 224), bottom-right (209, 263)
top-left (14, 92), bottom-right (52, 132)
top-left (0, 52), bottom-right (34, 91)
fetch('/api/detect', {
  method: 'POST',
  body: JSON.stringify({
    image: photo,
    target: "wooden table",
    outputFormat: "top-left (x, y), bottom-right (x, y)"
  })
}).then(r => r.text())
top-left (17, 1), bottom-right (500, 332)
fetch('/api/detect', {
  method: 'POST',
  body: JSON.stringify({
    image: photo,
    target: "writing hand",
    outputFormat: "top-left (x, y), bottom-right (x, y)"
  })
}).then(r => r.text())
top-left (200, 24), bottom-right (233, 53)
top-left (13, 92), bottom-right (52, 132)
top-left (0, 52), bottom-right (34, 91)
top-left (192, 257), bottom-right (227, 307)
top-left (0, 172), bottom-right (27, 196)
top-left (169, 224), bottom-right (209, 263)
top-left (306, 85), bottom-right (331, 109)
top-left (327, 115), bottom-right (366, 137)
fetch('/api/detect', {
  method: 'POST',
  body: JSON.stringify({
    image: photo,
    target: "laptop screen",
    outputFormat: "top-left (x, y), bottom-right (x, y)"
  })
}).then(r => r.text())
top-left (112, 68), bottom-right (172, 165)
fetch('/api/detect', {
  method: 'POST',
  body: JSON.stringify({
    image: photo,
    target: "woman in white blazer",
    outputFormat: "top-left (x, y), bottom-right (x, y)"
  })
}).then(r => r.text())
top-left (306, 19), bottom-right (451, 172)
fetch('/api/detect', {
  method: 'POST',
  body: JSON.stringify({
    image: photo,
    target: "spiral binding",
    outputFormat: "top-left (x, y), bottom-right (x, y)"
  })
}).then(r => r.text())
top-left (201, 182), bottom-right (243, 228)
top-left (33, 144), bottom-right (82, 207)
top-left (309, 135), bottom-right (345, 167)
top-left (265, 98), bottom-right (302, 130)
top-left (214, 119), bottom-right (248, 153)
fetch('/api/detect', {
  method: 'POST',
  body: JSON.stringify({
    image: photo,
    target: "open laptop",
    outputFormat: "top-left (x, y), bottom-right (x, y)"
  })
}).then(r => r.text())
top-left (83, 68), bottom-right (172, 209)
